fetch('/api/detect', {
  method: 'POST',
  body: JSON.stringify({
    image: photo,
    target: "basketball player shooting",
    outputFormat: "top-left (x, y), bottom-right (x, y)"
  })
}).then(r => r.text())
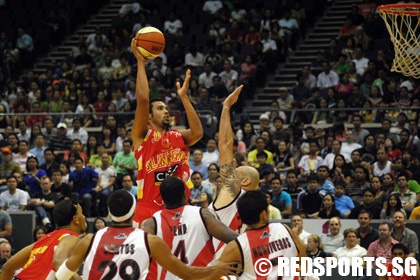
top-left (130, 38), bottom-right (204, 227)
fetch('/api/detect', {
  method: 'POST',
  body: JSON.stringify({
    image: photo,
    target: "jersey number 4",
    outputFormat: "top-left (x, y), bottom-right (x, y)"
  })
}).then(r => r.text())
top-left (174, 240), bottom-right (189, 264)
top-left (99, 259), bottom-right (140, 280)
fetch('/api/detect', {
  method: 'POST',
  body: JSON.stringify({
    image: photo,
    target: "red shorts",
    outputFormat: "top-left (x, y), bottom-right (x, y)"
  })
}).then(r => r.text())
top-left (133, 202), bottom-right (164, 227)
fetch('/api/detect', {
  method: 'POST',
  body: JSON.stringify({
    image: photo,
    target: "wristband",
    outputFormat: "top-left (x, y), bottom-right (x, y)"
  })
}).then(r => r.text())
top-left (55, 260), bottom-right (77, 280)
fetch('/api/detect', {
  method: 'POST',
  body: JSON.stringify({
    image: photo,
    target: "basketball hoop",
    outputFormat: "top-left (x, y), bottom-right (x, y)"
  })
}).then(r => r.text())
top-left (378, 3), bottom-right (420, 78)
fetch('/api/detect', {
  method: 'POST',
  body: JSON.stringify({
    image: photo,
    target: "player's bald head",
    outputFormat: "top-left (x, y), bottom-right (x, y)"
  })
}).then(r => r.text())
top-left (236, 166), bottom-right (260, 191)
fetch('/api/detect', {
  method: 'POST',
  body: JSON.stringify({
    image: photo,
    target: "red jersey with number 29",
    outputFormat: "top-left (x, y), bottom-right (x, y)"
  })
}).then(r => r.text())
top-left (83, 227), bottom-right (150, 280)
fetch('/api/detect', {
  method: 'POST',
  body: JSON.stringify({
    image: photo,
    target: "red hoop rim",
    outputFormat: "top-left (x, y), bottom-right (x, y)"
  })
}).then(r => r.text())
top-left (378, 3), bottom-right (420, 16)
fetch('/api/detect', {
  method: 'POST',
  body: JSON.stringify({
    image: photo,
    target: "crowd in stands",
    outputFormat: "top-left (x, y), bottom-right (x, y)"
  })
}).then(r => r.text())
top-left (0, 0), bottom-right (420, 264)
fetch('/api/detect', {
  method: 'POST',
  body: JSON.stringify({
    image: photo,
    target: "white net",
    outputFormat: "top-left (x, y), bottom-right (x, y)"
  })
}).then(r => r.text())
top-left (378, 4), bottom-right (420, 78)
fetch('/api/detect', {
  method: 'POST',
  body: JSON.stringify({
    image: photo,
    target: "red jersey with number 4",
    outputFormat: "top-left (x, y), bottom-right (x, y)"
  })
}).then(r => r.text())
top-left (236, 223), bottom-right (299, 280)
top-left (83, 227), bottom-right (151, 280)
top-left (152, 205), bottom-right (215, 280)
top-left (15, 229), bottom-right (78, 280)
top-left (134, 128), bottom-right (190, 205)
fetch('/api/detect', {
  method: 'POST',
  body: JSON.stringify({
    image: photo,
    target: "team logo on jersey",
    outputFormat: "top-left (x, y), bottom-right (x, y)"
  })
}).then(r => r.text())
top-left (260, 231), bottom-right (271, 239)
top-left (172, 212), bottom-right (182, 220)
top-left (114, 233), bottom-right (128, 239)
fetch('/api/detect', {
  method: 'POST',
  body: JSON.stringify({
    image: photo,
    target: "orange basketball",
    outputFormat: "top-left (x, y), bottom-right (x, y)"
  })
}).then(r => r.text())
top-left (135, 27), bottom-right (165, 59)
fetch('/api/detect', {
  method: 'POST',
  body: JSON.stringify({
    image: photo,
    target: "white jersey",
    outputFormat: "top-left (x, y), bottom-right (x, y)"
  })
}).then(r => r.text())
top-left (151, 205), bottom-right (214, 280)
top-left (209, 189), bottom-right (245, 258)
top-left (237, 223), bottom-right (299, 280)
top-left (83, 227), bottom-right (150, 280)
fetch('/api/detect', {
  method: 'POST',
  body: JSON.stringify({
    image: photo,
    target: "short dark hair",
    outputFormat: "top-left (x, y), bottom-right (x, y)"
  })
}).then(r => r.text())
top-left (160, 176), bottom-right (185, 206)
top-left (107, 190), bottom-right (136, 222)
top-left (392, 243), bottom-right (409, 255)
top-left (237, 191), bottom-right (268, 225)
top-left (54, 200), bottom-right (79, 227)
top-left (257, 151), bottom-right (268, 159)
top-left (307, 173), bottom-right (319, 183)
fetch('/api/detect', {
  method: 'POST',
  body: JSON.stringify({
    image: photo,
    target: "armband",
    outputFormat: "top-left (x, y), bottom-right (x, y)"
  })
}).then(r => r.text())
top-left (55, 260), bottom-right (77, 280)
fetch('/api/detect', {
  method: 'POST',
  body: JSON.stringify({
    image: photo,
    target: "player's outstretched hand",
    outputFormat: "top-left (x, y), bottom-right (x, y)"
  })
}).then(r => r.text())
top-left (131, 38), bottom-right (148, 63)
top-left (223, 85), bottom-right (243, 109)
top-left (176, 69), bottom-right (191, 98)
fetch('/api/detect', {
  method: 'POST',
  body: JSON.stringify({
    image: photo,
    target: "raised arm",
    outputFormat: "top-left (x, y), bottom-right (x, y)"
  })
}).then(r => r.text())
top-left (131, 38), bottom-right (151, 151)
top-left (219, 86), bottom-right (243, 197)
top-left (201, 208), bottom-right (239, 243)
top-left (177, 69), bottom-right (204, 146)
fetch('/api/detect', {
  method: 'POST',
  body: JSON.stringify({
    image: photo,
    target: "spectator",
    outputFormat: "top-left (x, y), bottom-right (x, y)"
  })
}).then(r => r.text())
top-left (316, 165), bottom-right (334, 195)
top-left (66, 118), bottom-right (88, 146)
top-left (12, 140), bottom-right (33, 173)
top-left (32, 225), bottom-right (46, 241)
top-left (50, 169), bottom-right (71, 201)
top-left (278, 10), bottom-right (299, 52)
top-left (184, 45), bottom-right (204, 75)
top-left (334, 182), bottom-right (354, 218)
top-left (198, 62), bottom-right (217, 89)
top-left (318, 194), bottom-right (341, 219)
top-left (316, 62), bottom-right (339, 90)
top-left (276, 87), bottom-right (294, 111)
top-left (39, 148), bottom-right (60, 178)
top-left (357, 210), bottom-right (379, 250)
top-left (306, 234), bottom-right (327, 260)
top-left (0, 176), bottom-right (27, 212)
top-left (298, 173), bottom-right (324, 217)
top-left (118, 0), bottom-right (142, 17)
top-left (391, 210), bottom-right (418, 257)
top-left (270, 177), bottom-right (292, 218)
top-left (349, 187), bottom-right (382, 219)
top-left (164, 12), bottom-right (183, 37)
top-left (346, 165), bottom-right (370, 204)
top-left (94, 152), bottom-right (116, 217)
top-left (16, 27), bottom-right (34, 68)
top-left (121, 174), bottom-right (137, 199)
top-left (0, 147), bottom-right (21, 191)
top-left (290, 213), bottom-right (311, 244)
top-left (366, 222), bottom-right (398, 263)
top-left (281, 170), bottom-right (304, 200)
top-left (202, 138), bottom-right (219, 166)
top-left (29, 134), bottom-right (47, 166)
top-left (27, 176), bottom-right (59, 230)
top-left (392, 173), bottom-right (417, 218)
top-left (218, 59), bottom-right (238, 93)
top-left (0, 210), bottom-right (12, 240)
top-left (333, 228), bottom-right (367, 259)
top-left (23, 156), bottom-right (47, 195)
top-left (49, 122), bottom-right (72, 163)
top-left (189, 150), bottom-right (209, 180)
top-left (247, 137), bottom-right (274, 168)
top-left (63, 139), bottom-right (88, 164)
top-left (92, 217), bottom-right (106, 234)
top-left (372, 148), bottom-right (392, 177)
top-left (112, 139), bottom-right (137, 189)
top-left (202, 0), bottom-right (223, 15)
top-left (0, 242), bottom-right (12, 268)
top-left (189, 171), bottom-right (213, 206)
top-left (297, 140), bottom-right (323, 176)
top-left (202, 163), bottom-right (219, 196)
top-left (68, 157), bottom-right (99, 217)
top-left (320, 217), bottom-right (345, 255)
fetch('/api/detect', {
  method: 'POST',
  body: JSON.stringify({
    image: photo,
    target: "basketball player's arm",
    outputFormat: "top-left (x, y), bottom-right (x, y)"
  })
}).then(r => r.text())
top-left (148, 234), bottom-right (239, 279)
top-left (131, 38), bottom-right (150, 150)
top-left (55, 234), bottom-right (93, 280)
top-left (201, 208), bottom-right (239, 243)
top-left (0, 244), bottom-right (33, 280)
top-left (178, 69), bottom-right (204, 146)
top-left (201, 240), bottom-right (242, 280)
top-left (140, 217), bottom-right (157, 235)
top-left (219, 86), bottom-right (244, 197)
top-left (52, 235), bottom-right (80, 271)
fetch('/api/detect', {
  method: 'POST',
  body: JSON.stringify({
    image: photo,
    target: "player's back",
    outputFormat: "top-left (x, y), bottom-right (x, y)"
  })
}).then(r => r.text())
top-left (83, 227), bottom-right (150, 280)
top-left (209, 189), bottom-right (245, 257)
top-left (15, 229), bottom-right (78, 280)
top-left (153, 205), bottom-right (214, 279)
top-left (237, 223), bottom-right (298, 280)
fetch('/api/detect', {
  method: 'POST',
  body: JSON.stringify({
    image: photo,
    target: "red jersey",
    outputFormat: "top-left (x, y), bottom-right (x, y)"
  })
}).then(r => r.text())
top-left (133, 128), bottom-right (190, 222)
top-left (236, 223), bottom-right (299, 280)
top-left (151, 206), bottom-right (215, 279)
top-left (385, 262), bottom-right (415, 280)
top-left (15, 229), bottom-right (78, 280)
top-left (83, 227), bottom-right (151, 280)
